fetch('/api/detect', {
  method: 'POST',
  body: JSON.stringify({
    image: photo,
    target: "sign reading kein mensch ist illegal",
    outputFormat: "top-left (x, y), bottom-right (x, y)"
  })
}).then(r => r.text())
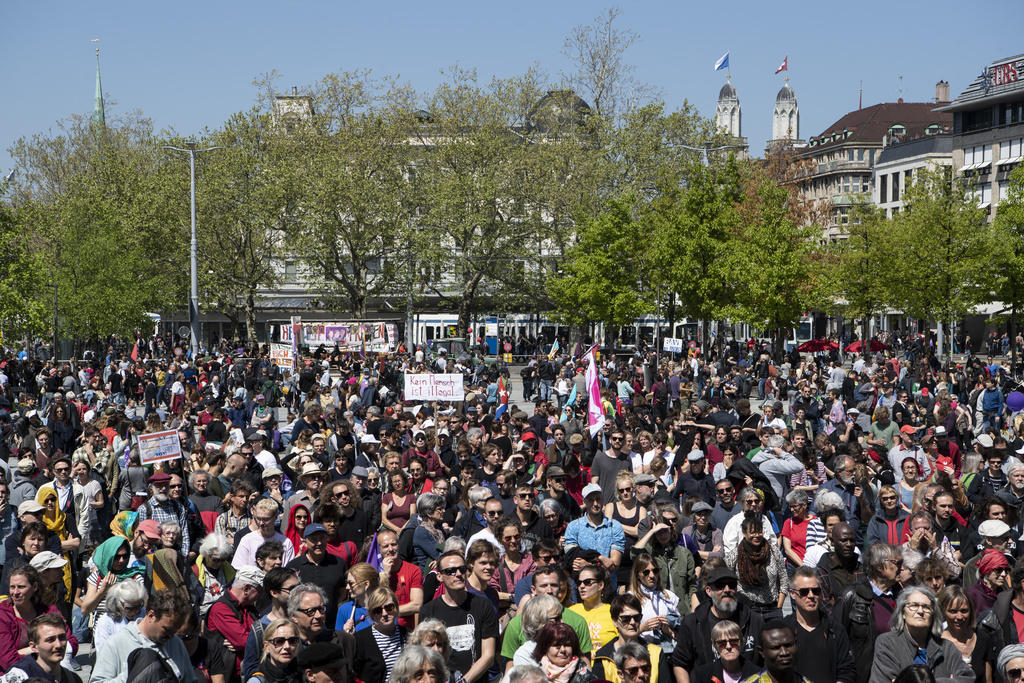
top-left (404, 373), bottom-right (466, 402)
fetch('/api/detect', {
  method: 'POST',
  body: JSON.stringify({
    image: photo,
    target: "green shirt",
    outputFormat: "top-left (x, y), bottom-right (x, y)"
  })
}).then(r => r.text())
top-left (500, 605), bottom-right (593, 659)
top-left (870, 421), bottom-right (899, 450)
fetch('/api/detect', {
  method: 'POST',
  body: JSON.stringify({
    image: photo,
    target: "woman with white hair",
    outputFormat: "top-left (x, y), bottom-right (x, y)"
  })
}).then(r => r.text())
top-left (869, 586), bottom-right (974, 683)
top-left (997, 644), bottom-right (1024, 683)
top-left (93, 578), bottom-right (146, 652)
top-left (197, 532), bottom-right (236, 618)
top-left (511, 594), bottom-right (562, 667)
top-left (391, 644), bottom-right (448, 683)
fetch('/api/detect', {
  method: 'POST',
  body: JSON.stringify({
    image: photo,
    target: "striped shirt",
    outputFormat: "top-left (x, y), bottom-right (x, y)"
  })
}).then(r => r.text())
top-left (371, 627), bottom-right (404, 682)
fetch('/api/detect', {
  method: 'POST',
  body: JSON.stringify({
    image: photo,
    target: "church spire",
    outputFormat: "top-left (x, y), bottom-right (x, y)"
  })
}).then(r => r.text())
top-left (92, 39), bottom-right (105, 128)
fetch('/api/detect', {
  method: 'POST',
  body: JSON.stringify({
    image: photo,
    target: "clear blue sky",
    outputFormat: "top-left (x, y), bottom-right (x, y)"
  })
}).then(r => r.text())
top-left (2, 0), bottom-right (1021, 170)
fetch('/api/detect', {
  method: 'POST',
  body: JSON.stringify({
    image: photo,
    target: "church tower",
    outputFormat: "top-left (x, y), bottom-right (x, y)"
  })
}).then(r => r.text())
top-left (715, 79), bottom-right (748, 158)
top-left (766, 80), bottom-right (806, 154)
top-left (716, 81), bottom-right (741, 138)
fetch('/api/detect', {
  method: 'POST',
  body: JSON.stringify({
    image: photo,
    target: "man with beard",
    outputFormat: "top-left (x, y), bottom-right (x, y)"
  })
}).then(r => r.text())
top-left (814, 522), bottom-right (865, 607)
top-left (671, 566), bottom-right (763, 683)
top-left (817, 457), bottom-right (872, 539)
top-left (830, 543), bottom-right (903, 683)
top-left (135, 472), bottom-right (191, 552)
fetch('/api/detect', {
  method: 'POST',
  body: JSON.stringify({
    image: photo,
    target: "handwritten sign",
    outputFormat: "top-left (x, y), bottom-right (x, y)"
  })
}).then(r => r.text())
top-left (663, 337), bottom-right (683, 353)
top-left (404, 373), bottom-right (466, 402)
top-left (270, 343), bottom-right (294, 369)
top-left (138, 429), bottom-right (182, 465)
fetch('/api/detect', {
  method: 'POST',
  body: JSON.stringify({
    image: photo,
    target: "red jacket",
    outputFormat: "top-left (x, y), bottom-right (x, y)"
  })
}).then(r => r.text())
top-left (206, 590), bottom-right (256, 674)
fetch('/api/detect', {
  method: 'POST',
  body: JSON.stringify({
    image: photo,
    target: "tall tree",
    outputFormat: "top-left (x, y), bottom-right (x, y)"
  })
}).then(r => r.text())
top-left (993, 164), bottom-right (1024, 372)
top-left (194, 109), bottom-right (293, 343)
top-left (0, 180), bottom-right (50, 343)
top-left (889, 166), bottom-right (995, 359)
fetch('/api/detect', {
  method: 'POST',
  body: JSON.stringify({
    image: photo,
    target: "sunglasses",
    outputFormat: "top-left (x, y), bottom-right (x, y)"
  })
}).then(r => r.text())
top-left (1008, 669), bottom-right (1024, 680)
top-left (617, 613), bottom-right (642, 624)
top-left (297, 605), bottom-right (327, 616)
top-left (270, 636), bottom-right (300, 647)
top-left (371, 603), bottom-right (397, 615)
top-left (625, 664), bottom-right (652, 676)
top-left (641, 567), bottom-right (660, 577)
top-left (579, 577), bottom-right (601, 587)
top-left (618, 487), bottom-right (633, 493)
top-left (710, 580), bottom-right (738, 591)
top-left (795, 587), bottom-right (822, 597)
top-left (714, 637), bottom-right (740, 649)
top-left (440, 565), bottom-right (467, 576)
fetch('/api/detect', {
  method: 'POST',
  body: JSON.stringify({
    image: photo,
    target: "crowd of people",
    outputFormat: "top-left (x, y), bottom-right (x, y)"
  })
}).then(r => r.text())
top-left (0, 337), bottom-right (1022, 683)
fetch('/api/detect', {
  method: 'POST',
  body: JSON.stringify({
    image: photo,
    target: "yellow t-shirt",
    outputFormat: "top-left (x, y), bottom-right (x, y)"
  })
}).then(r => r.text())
top-left (568, 602), bottom-right (618, 651)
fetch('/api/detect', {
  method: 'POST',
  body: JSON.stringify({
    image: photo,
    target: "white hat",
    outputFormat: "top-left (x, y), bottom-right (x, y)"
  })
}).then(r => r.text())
top-left (979, 520), bottom-right (1012, 538)
top-left (234, 566), bottom-right (265, 588)
top-left (360, 434), bottom-right (380, 445)
top-left (687, 449), bottom-right (706, 462)
top-left (30, 551), bottom-right (68, 572)
top-left (422, 419), bottom-right (435, 429)
top-left (299, 463), bottom-right (324, 478)
top-left (977, 434), bottom-right (995, 449)
top-left (582, 483), bottom-right (602, 500)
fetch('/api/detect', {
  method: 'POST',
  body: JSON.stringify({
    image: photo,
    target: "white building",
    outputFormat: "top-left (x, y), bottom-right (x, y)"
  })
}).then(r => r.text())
top-left (715, 80), bottom-right (749, 159)
top-left (872, 134), bottom-right (952, 217)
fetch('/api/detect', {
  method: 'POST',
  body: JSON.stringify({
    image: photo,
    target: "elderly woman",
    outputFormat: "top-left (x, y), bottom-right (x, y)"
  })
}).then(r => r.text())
top-left (412, 492), bottom-right (447, 572)
top-left (998, 645), bottom-right (1024, 683)
top-left (410, 619), bottom-right (462, 683)
top-left (196, 532), bottom-right (236, 618)
top-left (538, 499), bottom-right (566, 541)
top-left (391, 644), bottom-right (448, 683)
top-left (160, 521), bottom-right (182, 550)
top-left (510, 594), bottom-right (563, 667)
top-left (869, 586), bottom-right (974, 683)
top-left (93, 579), bottom-right (147, 652)
top-left (966, 548), bottom-right (1010, 615)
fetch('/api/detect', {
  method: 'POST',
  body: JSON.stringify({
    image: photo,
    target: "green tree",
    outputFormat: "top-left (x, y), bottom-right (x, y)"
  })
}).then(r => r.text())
top-left (993, 164), bottom-right (1024, 371)
top-left (194, 109), bottom-right (293, 343)
top-left (889, 166), bottom-right (995, 359)
top-left (728, 170), bottom-right (820, 359)
top-left (825, 200), bottom-right (895, 345)
top-left (548, 195), bottom-right (653, 333)
top-left (0, 181), bottom-right (50, 344)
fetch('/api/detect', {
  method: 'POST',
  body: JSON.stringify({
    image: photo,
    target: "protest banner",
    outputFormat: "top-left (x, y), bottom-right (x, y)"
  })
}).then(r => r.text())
top-left (404, 373), bottom-right (466, 402)
top-left (270, 343), bottom-right (294, 369)
top-left (138, 429), bottom-right (182, 465)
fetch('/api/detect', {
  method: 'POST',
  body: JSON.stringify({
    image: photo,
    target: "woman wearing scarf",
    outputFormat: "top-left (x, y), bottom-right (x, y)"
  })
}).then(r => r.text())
top-left (966, 549), bottom-right (1010, 614)
top-left (35, 485), bottom-right (75, 606)
top-left (78, 536), bottom-right (146, 618)
top-left (284, 504), bottom-right (310, 556)
top-left (725, 516), bottom-right (788, 621)
top-left (530, 621), bottom-right (596, 683)
top-left (149, 547), bottom-right (203, 607)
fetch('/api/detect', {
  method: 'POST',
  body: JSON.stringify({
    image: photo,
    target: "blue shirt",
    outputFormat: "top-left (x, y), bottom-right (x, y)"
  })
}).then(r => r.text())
top-left (563, 515), bottom-right (625, 557)
top-left (334, 601), bottom-right (371, 632)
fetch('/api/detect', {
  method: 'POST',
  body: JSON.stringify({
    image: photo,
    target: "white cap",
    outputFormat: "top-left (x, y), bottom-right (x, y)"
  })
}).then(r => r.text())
top-left (30, 551), bottom-right (68, 572)
top-left (582, 483), bottom-right (603, 500)
top-left (234, 566), bottom-right (265, 588)
top-left (979, 520), bottom-right (1012, 538)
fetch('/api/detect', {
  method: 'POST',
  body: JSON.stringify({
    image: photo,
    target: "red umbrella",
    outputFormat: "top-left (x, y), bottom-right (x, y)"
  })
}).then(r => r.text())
top-left (844, 339), bottom-right (890, 353)
top-left (797, 339), bottom-right (837, 352)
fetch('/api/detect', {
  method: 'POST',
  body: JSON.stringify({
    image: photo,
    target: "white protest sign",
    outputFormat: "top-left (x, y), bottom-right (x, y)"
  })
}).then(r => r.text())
top-left (663, 337), bottom-right (683, 353)
top-left (270, 343), bottom-right (294, 369)
top-left (137, 429), bottom-right (182, 465)
top-left (404, 373), bottom-right (466, 402)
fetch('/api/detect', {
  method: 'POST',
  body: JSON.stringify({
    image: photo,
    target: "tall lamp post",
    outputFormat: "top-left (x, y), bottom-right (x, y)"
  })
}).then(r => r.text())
top-left (165, 141), bottom-right (222, 358)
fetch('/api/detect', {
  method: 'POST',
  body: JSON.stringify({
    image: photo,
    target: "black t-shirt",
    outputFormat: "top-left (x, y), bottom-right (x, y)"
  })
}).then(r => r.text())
top-left (191, 633), bottom-right (233, 682)
top-left (420, 593), bottom-right (499, 677)
top-left (286, 553), bottom-right (348, 626)
top-left (336, 508), bottom-right (368, 546)
top-left (793, 621), bottom-right (834, 683)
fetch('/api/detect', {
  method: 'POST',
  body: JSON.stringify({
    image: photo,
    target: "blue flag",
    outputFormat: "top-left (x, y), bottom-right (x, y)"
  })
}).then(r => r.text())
top-left (714, 51), bottom-right (730, 72)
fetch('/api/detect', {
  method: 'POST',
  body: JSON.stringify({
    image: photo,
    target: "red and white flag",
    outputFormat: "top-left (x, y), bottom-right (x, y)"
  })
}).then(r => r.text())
top-left (585, 346), bottom-right (605, 437)
top-left (775, 56), bottom-right (788, 74)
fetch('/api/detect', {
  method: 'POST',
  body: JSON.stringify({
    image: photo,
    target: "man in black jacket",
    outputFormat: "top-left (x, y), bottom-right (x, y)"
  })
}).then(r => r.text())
top-left (830, 542), bottom-right (902, 683)
top-left (671, 567), bottom-right (763, 683)
top-left (785, 566), bottom-right (856, 683)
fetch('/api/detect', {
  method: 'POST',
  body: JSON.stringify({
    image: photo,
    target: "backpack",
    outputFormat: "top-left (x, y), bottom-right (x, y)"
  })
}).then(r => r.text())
top-left (397, 523), bottom-right (417, 563)
top-left (125, 647), bottom-right (177, 683)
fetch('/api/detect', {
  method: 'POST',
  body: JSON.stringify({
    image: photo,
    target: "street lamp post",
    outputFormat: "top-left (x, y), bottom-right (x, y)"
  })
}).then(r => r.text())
top-left (165, 141), bottom-right (223, 358)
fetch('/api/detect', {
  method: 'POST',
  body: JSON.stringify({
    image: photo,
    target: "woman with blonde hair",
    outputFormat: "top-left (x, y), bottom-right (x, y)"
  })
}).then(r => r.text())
top-left (336, 562), bottom-right (380, 634)
top-left (246, 618), bottom-right (301, 683)
top-left (353, 587), bottom-right (408, 683)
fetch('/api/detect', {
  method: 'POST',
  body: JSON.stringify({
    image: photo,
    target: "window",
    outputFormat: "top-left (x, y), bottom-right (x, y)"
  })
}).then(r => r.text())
top-left (857, 149), bottom-right (865, 161)
top-left (974, 182), bottom-right (992, 207)
top-left (1002, 101), bottom-right (1024, 126)
top-left (904, 169), bottom-right (913, 189)
top-left (888, 124), bottom-right (907, 137)
top-left (963, 144), bottom-right (993, 168)
top-left (1000, 138), bottom-right (1024, 163)
top-left (926, 124), bottom-right (943, 135)
top-left (1001, 182), bottom-right (1010, 201)
top-left (892, 172), bottom-right (900, 202)
top-left (848, 150), bottom-right (855, 162)
top-left (963, 108), bottom-right (993, 133)
top-left (284, 261), bottom-right (297, 284)
top-left (880, 174), bottom-right (888, 202)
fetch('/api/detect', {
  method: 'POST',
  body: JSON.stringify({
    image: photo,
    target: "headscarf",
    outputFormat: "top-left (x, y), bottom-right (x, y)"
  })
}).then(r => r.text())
top-left (285, 504), bottom-right (309, 556)
top-left (998, 644), bottom-right (1024, 678)
top-left (110, 510), bottom-right (139, 541)
top-left (978, 548), bottom-right (1011, 577)
top-left (35, 485), bottom-right (67, 540)
top-left (35, 484), bottom-right (72, 598)
top-left (150, 548), bottom-right (185, 592)
top-left (92, 536), bottom-right (146, 581)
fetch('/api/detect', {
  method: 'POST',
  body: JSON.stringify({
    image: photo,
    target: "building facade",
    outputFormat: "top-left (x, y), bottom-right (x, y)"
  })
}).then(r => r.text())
top-left (938, 53), bottom-right (1024, 215)
top-left (715, 80), bottom-right (749, 159)
top-left (872, 134), bottom-right (952, 217)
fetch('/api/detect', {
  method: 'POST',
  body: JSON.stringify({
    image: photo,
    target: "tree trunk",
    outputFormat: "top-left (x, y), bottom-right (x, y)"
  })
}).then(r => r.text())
top-left (245, 292), bottom-right (258, 347)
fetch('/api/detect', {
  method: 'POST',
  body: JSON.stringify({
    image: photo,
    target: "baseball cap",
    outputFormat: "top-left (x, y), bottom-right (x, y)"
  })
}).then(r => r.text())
top-left (545, 465), bottom-right (566, 479)
top-left (687, 449), bottom-right (706, 462)
top-left (17, 500), bottom-right (45, 515)
top-left (977, 434), bottom-right (994, 449)
top-left (303, 523), bottom-right (328, 538)
top-left (30, 551), bottom-right (68, 572)
top-left (704, 567), bottom-right (738, 586)
top-left (581, 483), bottom-right (603, 500)
top-left (979, 520), bottom-right (1012, 538)
top-left (899, 425), bottom-right (917, 435)
top-left (691, 501), bottom-right (714, 514)
top-left (137, 520), bottom-right (163, 540)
